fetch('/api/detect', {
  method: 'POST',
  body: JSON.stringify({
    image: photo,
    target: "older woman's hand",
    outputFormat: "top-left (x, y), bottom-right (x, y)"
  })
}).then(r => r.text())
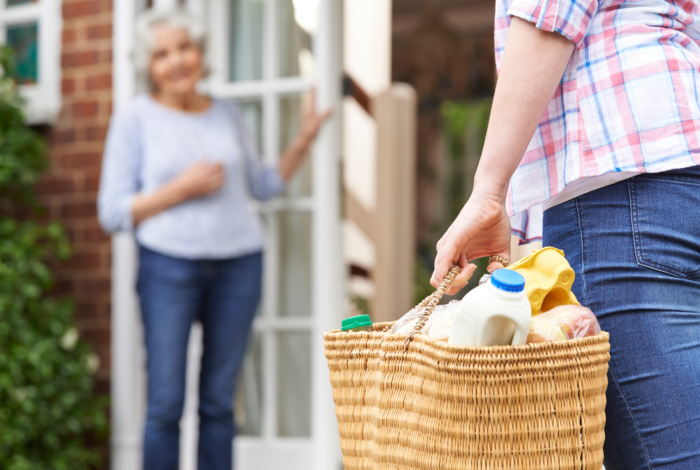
top-left (278, 90), bottom-right (333, 180)
top-left (299, 89), bottom-right (333, 143)
top-left (172, 160), bottom-right (225, 199)
top-left (431, 191), bottom-right (512, 295)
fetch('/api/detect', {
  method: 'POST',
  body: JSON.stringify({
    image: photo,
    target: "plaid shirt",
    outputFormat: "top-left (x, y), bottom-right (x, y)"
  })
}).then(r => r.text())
top-left (496, 0), bottom-right (700, 242)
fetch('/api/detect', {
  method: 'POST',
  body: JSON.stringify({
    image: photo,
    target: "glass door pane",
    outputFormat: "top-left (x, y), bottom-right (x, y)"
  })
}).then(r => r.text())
top-left (229, 0), bottom-right (264, 81)
top-left (280, 94), bottom-right (312, 197)
top-left (278, 212), bottom-right (312, 317)
top-left (235, 98), bottom-right (264, 152)
top-left (278, 0), bottom-right (315, 78)
top-left (276, 331), bottom-right (311, 437)
top-left (235, 331), bottom-right (263, 436)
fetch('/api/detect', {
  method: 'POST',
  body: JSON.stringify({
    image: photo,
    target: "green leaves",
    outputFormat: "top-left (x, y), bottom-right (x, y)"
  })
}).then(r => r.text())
top-left (0, 46), bottom-right (107, 470)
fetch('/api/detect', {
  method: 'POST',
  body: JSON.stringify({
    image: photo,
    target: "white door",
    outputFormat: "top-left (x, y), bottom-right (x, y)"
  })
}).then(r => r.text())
top-left (111, 1), bottom-right (343, 469)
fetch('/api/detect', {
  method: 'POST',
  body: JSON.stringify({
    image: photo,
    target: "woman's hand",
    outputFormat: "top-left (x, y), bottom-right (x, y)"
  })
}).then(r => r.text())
top-left (431, 191), bottom-right (512, 295)
top-left (278, 89), bottom-right (332, 180)
top-left (299, 89), bottom-right (333, 143)
top-left (171, 160), bottom-right (225, 199)
top-left (131, 160), bottom-right (224, 227)
top-left (430, 19), bottom-right (576, 295)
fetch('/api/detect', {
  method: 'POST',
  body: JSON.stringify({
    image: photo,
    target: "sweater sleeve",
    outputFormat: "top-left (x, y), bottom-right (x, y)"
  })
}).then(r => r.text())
top-left (507, 0), bottom-right (599, 45)
top-left (228, 102), bottom-right (287, 202)
top-left (97, 106), bottom-right (141, 233)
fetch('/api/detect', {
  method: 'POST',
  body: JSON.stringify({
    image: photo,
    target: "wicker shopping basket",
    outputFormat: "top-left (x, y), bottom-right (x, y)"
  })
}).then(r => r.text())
top-left (324, 266), bottom-right (610, 470)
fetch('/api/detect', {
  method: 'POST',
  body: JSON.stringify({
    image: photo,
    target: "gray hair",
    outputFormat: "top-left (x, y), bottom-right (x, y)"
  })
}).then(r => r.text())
top-left (133, 8), bottom-right (208, 91)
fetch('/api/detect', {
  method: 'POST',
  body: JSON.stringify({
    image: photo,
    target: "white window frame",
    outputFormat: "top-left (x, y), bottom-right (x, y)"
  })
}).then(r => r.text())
top-left (0, 0), bottom-right (62, 123)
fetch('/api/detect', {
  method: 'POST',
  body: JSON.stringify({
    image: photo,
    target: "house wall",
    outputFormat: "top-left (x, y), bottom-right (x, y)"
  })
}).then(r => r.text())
top-left (38, 0), bottom-right (113, 406)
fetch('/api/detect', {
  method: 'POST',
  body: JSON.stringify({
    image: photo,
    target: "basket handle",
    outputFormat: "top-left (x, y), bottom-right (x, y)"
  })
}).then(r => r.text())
top-left (404, 264), bottom-right (461, 348)
top-left (404, 257), bottom-right (511, 348)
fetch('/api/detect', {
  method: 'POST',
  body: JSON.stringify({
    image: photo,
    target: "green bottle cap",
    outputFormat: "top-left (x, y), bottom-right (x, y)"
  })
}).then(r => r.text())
top-left (341, 314), bottom-right (373, 331)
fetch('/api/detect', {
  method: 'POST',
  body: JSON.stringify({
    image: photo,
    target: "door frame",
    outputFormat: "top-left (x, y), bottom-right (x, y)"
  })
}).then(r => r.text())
top-left (110, 0), bottom-right (343, 469)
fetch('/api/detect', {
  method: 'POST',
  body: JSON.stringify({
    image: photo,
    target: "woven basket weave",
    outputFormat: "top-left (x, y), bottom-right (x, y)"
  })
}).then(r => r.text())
top-left (324, 266), bottom-right (610, 470)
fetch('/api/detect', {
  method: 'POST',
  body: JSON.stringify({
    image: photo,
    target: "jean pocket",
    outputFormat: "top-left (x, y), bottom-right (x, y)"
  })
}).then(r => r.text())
top-left (629, 174), bottom-right (700, 279)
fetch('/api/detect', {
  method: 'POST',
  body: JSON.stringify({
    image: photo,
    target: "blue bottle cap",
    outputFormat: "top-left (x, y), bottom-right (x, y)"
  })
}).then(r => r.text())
top-left (490, 269), bottom-right (525, 293)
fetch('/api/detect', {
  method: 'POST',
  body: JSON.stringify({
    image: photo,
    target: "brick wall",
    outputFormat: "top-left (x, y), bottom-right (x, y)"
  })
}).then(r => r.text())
top-left (36, 0), bottom-right (113, 429)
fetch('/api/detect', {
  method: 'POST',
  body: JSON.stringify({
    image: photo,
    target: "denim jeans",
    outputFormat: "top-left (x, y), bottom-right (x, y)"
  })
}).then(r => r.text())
top-left (543, 166), bottom-right (700, 469)
top-left (137, 246), bottom-right (263, 470)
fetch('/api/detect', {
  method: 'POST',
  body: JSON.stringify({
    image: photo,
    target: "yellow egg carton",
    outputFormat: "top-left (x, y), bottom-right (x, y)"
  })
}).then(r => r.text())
top-left (508, 247), bottom-right (580, 316)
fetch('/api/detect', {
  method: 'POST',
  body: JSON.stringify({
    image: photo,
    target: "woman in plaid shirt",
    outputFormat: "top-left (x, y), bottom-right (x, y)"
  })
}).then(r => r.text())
top-left (432, 0), bottom-right (700, 468)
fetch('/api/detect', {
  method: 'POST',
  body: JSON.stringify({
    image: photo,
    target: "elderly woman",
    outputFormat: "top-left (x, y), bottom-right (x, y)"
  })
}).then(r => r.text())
top-left (98, 9), bottom-right (330, 470)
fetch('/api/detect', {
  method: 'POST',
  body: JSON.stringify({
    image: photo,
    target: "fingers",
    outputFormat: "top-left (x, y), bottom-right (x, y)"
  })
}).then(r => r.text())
top-left (430, 238), bottom-right (459, 288)
top-left (487, 261), bottom-right (506, 273)
top-left (446, 262), bottom-right (477, 295)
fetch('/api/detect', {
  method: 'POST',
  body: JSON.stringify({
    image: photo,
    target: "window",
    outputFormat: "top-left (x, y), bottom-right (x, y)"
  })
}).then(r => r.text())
top-left (0, 0), bottom-right (61, 123)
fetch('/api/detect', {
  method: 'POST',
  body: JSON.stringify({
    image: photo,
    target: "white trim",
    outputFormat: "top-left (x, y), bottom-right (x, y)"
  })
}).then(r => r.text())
top-left (152, 0), bottom-right (179, 9)
top-left (311, 1), bottom-right (344, 469)
top-left (212, 77), bottom-right (312, 100)
top-left (111, 1), bottom-right (143, 470)
top-left (1, 3), bottom-right (41, 24)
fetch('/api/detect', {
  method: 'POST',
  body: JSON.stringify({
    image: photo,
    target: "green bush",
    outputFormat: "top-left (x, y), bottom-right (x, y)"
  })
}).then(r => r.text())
top-left (0, 46), bottom-right (107, 470)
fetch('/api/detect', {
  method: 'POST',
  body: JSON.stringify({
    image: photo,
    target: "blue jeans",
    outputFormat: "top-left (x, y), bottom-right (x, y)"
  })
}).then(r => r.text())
top-left (543, 166), bottom-right (700, 470)
top-left (137, 246), bottom-right (263, 470)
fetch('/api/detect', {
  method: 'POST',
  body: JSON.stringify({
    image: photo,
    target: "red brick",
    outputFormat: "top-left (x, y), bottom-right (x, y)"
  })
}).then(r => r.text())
top-left (62, 1), bottom-right (102, 19)
top-left (51, 128), bottom-right (77, 144)
top-left (72, 101), bottom-right (99, 118)
top-left (86, 23), bottom-right (111, 40)
top-left (35, 175), bottom-right (75, 195)
top-left (52, 279), bottom-right (76, 296)
top-left (86, 73), bottom-right (111, 91)
top-left (63, 251), bottom-right (102, 270)
top-left (84, 226), bottom-right (110, 244)
top-left (83, 278), bottom-right (111, 294)
top-left (62, 28), bottom-right (78, 45)
top-left (60, 201), bottom-right (97, 219)
top-left (56, 151), bottom-right (102, 169)
top-left (81, 327), bottom-right (110, 345)
top-left (61, 50), bottom-right (101, 68)
top-left (85, 124), bottom-right (108, 142)
top-left (84, 173), bottom-right (101, 191)
top-left (61, 78), bottom-right (75, 94)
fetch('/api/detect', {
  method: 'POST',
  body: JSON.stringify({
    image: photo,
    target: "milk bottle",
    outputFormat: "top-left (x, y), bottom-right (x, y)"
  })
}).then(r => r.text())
top-left (448, 269), bottom-right (531, 347)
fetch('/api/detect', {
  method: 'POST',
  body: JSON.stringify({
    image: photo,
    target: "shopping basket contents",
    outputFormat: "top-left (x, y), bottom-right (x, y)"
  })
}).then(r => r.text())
top-left (324, 249), bottom-right (610, 470)
top-left (448, 269), bottom-right (531, 346)
top-left (527, 304), bottom-right (601, 343)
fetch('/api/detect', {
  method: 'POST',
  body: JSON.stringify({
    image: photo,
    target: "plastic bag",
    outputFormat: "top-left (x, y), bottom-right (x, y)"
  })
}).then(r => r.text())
top-left (389, 300), bottom-right (461, 340)
top-left (527, 304), bottom-right (600, 344)
top-left (424, 300), bottom-right (460, 340)
top-left (388, 307), bottom-right (423, 335)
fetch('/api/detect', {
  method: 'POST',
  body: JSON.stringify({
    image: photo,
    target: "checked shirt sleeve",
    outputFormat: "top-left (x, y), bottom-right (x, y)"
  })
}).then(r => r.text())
top-left (507, 0), bottom-right (599, 45)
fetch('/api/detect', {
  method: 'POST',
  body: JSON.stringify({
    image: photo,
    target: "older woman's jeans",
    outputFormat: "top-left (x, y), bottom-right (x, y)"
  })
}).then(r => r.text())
top-left (543, 165), bottom-right (700, 470)
top-left (137, 246), bottom-right (262, 470)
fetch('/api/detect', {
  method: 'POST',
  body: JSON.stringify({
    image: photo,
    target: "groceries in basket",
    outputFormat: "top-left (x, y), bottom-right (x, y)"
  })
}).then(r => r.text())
top-left (527, 304), bottom-right (600, 343)
top-left (387, 300), bottom-right (460, 340)
top-left (382, 247), bottom-right (601, 346)
top-left (448, 269), bottom-right (531, 346)
top-left (341, 314), bottom-right (373, 332)
top-left (508, 246), bottom-right (581, 315)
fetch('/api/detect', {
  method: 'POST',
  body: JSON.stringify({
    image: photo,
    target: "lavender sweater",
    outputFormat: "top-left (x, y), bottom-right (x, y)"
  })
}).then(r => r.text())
top-left (98, 95), bottom-right (285, 259)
